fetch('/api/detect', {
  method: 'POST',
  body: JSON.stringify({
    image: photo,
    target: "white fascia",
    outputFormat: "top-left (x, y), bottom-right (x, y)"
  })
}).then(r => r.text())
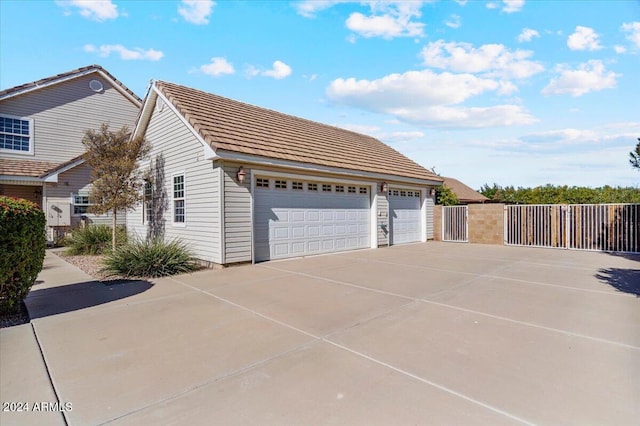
top-left (216, 150), bottom-right (443, 187)
top-left (41, 158), bottom-right (86, 183)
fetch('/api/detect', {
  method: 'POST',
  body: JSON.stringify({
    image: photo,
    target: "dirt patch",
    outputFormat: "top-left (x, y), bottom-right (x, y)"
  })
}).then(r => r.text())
top-left (58, 252), bottom-right (126, 282)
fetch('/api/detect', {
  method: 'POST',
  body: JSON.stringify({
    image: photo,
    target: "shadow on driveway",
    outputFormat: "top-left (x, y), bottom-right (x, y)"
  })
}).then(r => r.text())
top-left (26, 280), bottom-right (153, 319)
top-left (595, 268), bottom-right (640, 297)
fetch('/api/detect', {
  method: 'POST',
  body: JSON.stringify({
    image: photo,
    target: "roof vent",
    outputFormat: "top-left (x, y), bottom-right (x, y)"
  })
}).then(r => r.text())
top-left (89, 79), bottom-right (104, 92)
top-left (156, 98), bottom-right (165, 112)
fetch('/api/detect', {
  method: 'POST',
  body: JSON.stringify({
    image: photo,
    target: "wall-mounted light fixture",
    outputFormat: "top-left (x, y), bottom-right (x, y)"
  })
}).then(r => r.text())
top-left (430, 187), bottom-right (436, 197)
top-left (236, 166), bottom-right (246, 184)
top-left (380, 182), bottom-right (388, 193)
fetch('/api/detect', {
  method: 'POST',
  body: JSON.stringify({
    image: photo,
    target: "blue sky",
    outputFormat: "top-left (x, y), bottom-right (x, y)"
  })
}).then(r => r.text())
top-left (2, 0), bottom-right (639, 189)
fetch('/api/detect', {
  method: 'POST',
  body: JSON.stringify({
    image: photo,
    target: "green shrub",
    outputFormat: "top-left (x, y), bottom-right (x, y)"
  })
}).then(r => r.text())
top-left (0, 196), bottom-right (46, 314)
top-left (102, 238), bottom-right (199, 278)
top-left (66, 225), bottom-right (127, 255)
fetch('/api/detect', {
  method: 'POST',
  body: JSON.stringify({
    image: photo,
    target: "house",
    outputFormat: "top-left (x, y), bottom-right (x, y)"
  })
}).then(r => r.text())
top-left (128, 81), bottom-right (442, 265)
top-left (442, 176), bottom-right (488, 204)
top-left (0, 65), bottom-right (142, 240)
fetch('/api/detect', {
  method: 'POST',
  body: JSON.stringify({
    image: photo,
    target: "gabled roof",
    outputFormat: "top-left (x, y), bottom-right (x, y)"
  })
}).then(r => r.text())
top-left (443, 176), bottom-right (488, 203)
top-left (0, 64), bottom-right (141, 106)
top-left (151, 81), bottom-right (442, 183)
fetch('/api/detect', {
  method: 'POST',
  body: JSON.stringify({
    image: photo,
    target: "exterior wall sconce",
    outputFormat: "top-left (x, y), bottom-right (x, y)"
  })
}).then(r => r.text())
top-left (430, 187), bottom-right (436, 197)
top-left (236, 166), bottom-right (246, 184)
top-left (380, 182), bottom-right (388, 193)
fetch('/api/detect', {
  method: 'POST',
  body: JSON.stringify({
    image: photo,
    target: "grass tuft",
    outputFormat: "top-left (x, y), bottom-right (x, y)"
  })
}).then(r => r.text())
top-left (65, 225), bottom-right (127, 255)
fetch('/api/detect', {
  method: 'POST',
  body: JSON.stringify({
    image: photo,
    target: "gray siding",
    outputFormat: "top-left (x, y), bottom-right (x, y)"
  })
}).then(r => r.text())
top-left (222, 162), bottom-right (252, 263)
top-left (0, 74), bottom-right (139, 163)
top-left (45, 164), bottom-right (125, 228)
top-left (126, 104), bottom-right (221, 264)
top-left (377, 192), bottom-right (389, 246)
top-left (426, 191), bottom-right (435, 240)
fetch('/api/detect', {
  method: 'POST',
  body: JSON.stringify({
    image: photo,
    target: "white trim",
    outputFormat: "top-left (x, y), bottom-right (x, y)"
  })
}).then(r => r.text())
top-left (249, 169), bottom-right (255, 264)
top-left (216, 149), bottom-right (443, 187)
top-left (254, 169), bottom-right (377, 187)
top-left (420, 188), bottom-right (427, 242)
top-left (42, 158), bottom-right (86, 183)
top-left (219, 166), bottom-right (226, 264)
top-left (171, 172), bottom-right (186, 227)
top-left (0, 114), bottom-right (34, 156)
top-left (71, 192), bottom-right (91, 217)
top-left (0, 68), bottom-right (141, 107)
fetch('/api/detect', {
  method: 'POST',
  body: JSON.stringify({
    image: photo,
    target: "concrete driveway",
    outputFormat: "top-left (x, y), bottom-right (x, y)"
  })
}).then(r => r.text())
top-left (2, 243), bottom-right (639, 425)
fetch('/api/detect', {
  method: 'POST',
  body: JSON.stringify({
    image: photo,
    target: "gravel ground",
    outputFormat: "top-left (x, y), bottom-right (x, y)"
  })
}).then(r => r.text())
top-left (58, 252), bottom-right (110, 280)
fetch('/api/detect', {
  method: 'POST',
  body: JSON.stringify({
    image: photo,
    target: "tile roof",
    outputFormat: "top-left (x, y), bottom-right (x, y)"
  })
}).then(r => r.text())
top-left (155, 81), bottom-right (442, 182)
top-left (443, 176), bottom-right (488, 203)
top-left (0, 159), bottom-right (61, 178)
top-left (0, 64), bottom-right (141, 104)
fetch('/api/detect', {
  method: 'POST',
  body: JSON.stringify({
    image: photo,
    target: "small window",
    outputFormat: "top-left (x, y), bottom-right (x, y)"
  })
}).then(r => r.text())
top-left (392, 190), bottom-right (399, 196)
top-left (415, 191), bottom-right (421, 197)
top-left (322, 184), bottom-right (332, 192)
top-left (308, 183), bottom-right (318, 191)
top-left (275, 180), bottom-right (287, 189)
top-left (400, 190), bottom-right (406, 196)
top-left (335, 185), bottom-right (344, 193)
top-left (359, 187), bottom-right (368, 194)
top-left (72, 194), bottom-right (91, 215)
top-left (292, 181), bottom-right (303, 190)
top-left (173, 174), bottom-right (185, 223)
top-left (0, 115), bottom-right (33, 154)
top-left (143, 181), bottom-right (153, 223)
top-left (256, 178), bottom-right (269, 188)
top-left (348, 186), bottom-right (356, 193)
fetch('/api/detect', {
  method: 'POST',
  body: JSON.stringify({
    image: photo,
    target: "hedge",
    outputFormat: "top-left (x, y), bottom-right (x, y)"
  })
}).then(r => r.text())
top-left (0, 196), bottom-right (46, 314)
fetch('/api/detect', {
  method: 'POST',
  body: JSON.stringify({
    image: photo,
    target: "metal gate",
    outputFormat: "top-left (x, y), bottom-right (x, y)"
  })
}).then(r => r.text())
top-left (442, 206), bottom-right (468, 242)
top-left (505, 204), bottom-right (640, 253)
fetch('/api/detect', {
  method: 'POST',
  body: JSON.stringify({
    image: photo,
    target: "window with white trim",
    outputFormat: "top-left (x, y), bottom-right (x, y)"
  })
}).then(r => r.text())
top-left (256, 178), bottom-right (269, 188)
top-left (322, 184), bottom-right (332, 192)
top-left (72, 194), bottom-right (91, 215)
top-left (335, 185), bottom-right (344, 193)
top-left (400, 190), bottom-right (406, 196)
top-left (308, 183), bottom-right (318, 191)
top-left (173, 174), bottom-right (185, 223)
top-left (143, 180), bottom-right (153, 223)
top-left (359, 187), bottom-right (368, 194)
top-left (0, 115), bottom-right (33, 154)
top-left (348, 186), bottom-right (356, 193)
top-left (292, 181), bottom-right (303, 190)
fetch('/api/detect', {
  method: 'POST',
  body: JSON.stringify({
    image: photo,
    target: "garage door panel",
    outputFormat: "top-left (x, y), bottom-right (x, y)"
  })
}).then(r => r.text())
top-left (254, 180), bottom-right (371, 261)
top-left (389, 191), bottom-right (422, 245)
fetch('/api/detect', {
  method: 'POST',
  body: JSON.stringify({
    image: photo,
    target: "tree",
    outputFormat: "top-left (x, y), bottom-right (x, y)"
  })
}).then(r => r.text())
top-left (630, 138), bottom-right (640, 170)
top-left (82, 124), bottom-right (150, 250)
top-left (435, 185), bottom-right (459, 206)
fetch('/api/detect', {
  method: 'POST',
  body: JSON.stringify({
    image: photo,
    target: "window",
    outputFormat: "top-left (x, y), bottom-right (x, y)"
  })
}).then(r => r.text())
top-left (292, 181), bottom-right (303, 190)
top-left (308, 183), bottom-right (318, 191)
top-left (275, 180), bottom-right (287, 189)
top-left (143, 180), bottom-right (153, 223)
top-left (72, 194), bottom-right (91, 215)
top-left (173, 174), bottom-right (185, 223)
top-left (414, 191), bottom-right (421, 197)
top-left (359, 187), bottom-right (368, 194)
top-left (392, 190), bottom-right (399, 196)
top-left (322, 184), bottom-right (332, 192)
top-left (400, 190), bottom-right (406, 196)
top-left (335, 185), bottom-right (344, 193)
top-left (0, 115), bottom-right (33, 154)
top-left (256, 178), bottom-right (269, 188)
top-left (348, 186), bottom-right (356, 193)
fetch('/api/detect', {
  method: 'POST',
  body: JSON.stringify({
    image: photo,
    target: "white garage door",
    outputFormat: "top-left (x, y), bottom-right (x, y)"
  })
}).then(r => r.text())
top-left (389, 189), bottom-right (422, 245)
top-left (254, 177), bottom-right (371, 261)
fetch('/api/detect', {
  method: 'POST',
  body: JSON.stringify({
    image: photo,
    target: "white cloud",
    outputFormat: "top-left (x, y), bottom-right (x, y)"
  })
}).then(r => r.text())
top-left (445, 14), bottom-right (461, 29)
top-left (263, 61), bottom-right (292, 79)
top-left (383, 131), bottom-right (426, 142)
top-left (621, 22), bottom-right (640, 48)
top-left (200, 57), bottom-right (235, 76)
top-left (454, 0), bottom-right (468, 5)
top-left (245, 61), bottom-right (292, 79)
top-left (542, 60), bottom-right (619, 97)
top-left (326, 70), bottom-right (536, 128)
top-left (517, 28), bottom-right (539, 42)
top-left (486, 2), bottom-right (498, 9)
top-left (420, 40), bottom-right (544, 79)
top-left (56, 0), bottom-right (118, 21)
top-left (293, 0), bottom-right (346, 18)
top-left (178, 0), bottom-right (215, 25)
top-left (614, 45), bottom-right (627, 54)
top-left (502, 0), bottom-right (525, 13)
top-left (567, 26), bottom-right (602, 51)
top-left (346, 2), bottom-right (425, 39)
top-left (84, 44), bottom-right (163, 61)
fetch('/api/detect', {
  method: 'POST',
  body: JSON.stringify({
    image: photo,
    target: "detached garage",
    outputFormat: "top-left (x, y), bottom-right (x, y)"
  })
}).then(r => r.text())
top-left (127, 81), bottom-right (443, 266)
